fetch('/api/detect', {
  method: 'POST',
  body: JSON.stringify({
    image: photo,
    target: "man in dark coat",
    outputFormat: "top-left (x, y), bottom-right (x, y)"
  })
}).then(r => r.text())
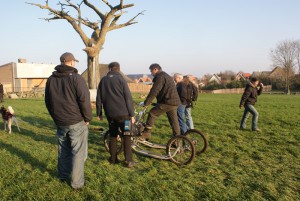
top-left (96, 62), bottom-right (136, 168)
top-left (45, 52), bottom-right (92, 189)
top-left (0, 83), bottom-right (4, 102)
top-left (239, 77), bottom-right (264, 132)
top-left (142, 64), bottom-right (181, 139)
top-left (174, 73), bottom-right (188, 135)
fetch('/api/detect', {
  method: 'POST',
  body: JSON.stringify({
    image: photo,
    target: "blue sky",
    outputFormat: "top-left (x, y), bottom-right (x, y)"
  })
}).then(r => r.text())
top-left (1, 0), bottom-right (300, 77)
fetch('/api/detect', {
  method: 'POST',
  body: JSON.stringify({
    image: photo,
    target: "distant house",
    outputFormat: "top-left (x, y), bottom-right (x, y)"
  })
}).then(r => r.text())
top-left (252, 67), bottom-right (285, 81)
top-left (132, 75), bottom-right (152, 84)
top-left (269, 67), bottom-right (285, 80)
top-left (252, 70), bottom-right (272, 78)
top-left (81, 64), bottom-right (134, 85)
top-left (208, 74), bottom-right (222, 84)
top-left (0, 59), bottom-right (56, 93)
top-left (235, 72), bottom-right (251, 81)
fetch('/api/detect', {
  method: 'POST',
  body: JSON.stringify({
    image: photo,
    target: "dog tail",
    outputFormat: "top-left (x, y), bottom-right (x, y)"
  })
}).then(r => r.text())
top-left (7, 106), bottom-right (14, 115)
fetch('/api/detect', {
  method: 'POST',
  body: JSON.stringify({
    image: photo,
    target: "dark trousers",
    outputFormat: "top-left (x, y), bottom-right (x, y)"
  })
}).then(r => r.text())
top-left (107, 117), bottom-right (133, 163)
top-left (146, 103), bottom-right (180, 136)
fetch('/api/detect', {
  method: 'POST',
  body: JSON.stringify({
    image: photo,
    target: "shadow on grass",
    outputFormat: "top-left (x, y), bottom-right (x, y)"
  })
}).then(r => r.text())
top-left (0, 141), bottom-right (57, 178)
top-left (17, 127), bottom-right (57, 145)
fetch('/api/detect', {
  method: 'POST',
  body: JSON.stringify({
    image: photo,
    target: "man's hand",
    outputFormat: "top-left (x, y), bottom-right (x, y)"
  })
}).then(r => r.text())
top-left (139, 102), bottom-right (145, 107)
top-left (131, 116), bottom-right (135, 124)
top-left (84, 122), bottom-right (89, 126)
top-left (98, 116), bottom-right (103, 121)
top-left (239, 105), bottom-right (243, 109)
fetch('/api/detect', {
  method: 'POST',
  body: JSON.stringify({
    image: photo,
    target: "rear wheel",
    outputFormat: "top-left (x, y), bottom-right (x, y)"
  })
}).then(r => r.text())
top-left (183, 129), bottom-right (208, 155)
top-left (166, 135), bottom-right (195, 165)
top-left (103, 130), bottom-right (123, 155)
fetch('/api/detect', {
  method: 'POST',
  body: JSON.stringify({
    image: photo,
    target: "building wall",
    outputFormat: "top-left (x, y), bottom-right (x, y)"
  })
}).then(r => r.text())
top-left (15, 63), bottom-right (55, 78)
top-left (0, 63), bottom-right (13, 92)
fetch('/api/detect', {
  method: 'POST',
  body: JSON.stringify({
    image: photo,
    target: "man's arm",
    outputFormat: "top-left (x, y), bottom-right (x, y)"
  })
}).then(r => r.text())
top-left (123, 79), bottom-right (135, 117)
top-left (44, 79), bottom-right (52, 116)
top-left (257, 83), bottom-right (264, 95)
top-left (96, 80), bottom-right (103, 118)
top-left (75, 76), bottom-right (93, 122)
top-left (144, 76), bottom-right (164, 106)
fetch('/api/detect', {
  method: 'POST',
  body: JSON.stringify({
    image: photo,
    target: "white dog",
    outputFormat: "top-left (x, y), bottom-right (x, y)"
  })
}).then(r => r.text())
top-left (0, 105), bottom-right (20, 134)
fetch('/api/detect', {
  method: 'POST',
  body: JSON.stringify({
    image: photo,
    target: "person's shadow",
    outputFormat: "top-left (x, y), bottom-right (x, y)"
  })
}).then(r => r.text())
top-left (0, 141), bottom-right (57, 178)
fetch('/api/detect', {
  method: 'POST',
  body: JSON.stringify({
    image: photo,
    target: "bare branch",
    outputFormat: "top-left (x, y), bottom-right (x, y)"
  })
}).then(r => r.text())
top-left (83, 0), bottom-right (105, 20)
top-left (26, 1), bottom-right (90, 46)
top-left (102, 0), bottom-right (113, 9)
top-left (108, 10), bottom-right (145, 31)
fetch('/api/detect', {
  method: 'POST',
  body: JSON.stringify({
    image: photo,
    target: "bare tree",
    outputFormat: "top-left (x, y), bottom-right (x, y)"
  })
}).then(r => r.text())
top-left (296, 40), bottom-right (300, 74)
top-left (270, 40), bottom-right (298, 94)
top-left (27, 0), bottom-right (144, 89)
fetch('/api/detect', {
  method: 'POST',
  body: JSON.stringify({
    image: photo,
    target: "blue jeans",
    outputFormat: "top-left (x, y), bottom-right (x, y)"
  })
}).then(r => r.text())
top-left (185, 107), bottom-right (194, 130)
top-left (57, 121), bottom-right (88, 189)
top-left (177, 104), bottom-right (187, 135)
top-left (240, 104), bottom-right (259, 130)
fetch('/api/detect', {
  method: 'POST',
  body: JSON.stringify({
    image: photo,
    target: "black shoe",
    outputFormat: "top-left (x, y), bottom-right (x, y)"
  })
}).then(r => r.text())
top-left (125, 161), bottom-right (137, 168)
top-left (60, 178), bottom-right (67, 183)
top-left (73, 187), bottom-right (83, 191)
top-left (141, 130), bottom-right (152, 140)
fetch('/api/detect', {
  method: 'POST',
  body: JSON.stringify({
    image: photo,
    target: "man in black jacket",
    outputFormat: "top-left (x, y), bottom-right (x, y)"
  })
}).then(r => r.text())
top-left (45, 52), bottom-right (92, 189)
top-left (142, 64), bottom-right (181, 139)
top-left (96, 62), bottom-right (136, 168)
top-left (174, 73), bottom-right (188, 135)
top-left (0, 83), bottom-right (3, 102)
top-left (239, 77), bottom-right (264, 132)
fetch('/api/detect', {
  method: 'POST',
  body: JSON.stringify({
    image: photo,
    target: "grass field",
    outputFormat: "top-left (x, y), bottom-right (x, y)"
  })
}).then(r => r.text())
top-left (0, 94), bottom-right (299, 201)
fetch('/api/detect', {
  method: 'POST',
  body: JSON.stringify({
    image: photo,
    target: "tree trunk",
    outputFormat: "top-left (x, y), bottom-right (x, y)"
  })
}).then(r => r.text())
top-left (86, 51), bottom-right (100, 89)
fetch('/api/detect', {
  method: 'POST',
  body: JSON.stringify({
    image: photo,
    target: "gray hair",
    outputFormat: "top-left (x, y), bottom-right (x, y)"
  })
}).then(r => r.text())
top-left (173, 73), bottom-right (183, 79)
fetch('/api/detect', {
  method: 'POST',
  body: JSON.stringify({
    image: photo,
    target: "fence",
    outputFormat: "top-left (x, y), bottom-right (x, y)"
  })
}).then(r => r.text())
top-left (128, 83), bottom-right (152, 93)
top-left (201, 85), bottom-right (272, 94)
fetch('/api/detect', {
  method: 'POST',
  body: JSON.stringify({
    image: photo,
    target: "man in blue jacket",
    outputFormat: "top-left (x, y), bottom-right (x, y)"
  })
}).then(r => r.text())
top-left (45, 52), bottom-right (92, 190)
top-left (96, 62), bottom-right (136, 168)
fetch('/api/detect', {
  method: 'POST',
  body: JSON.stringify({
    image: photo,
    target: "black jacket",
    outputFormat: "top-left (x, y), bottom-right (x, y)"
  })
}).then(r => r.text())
top-left (240, 82), bottom-right (263, 107)
top-left (144, 71), bottom-right (181, 106)
top-left (45, 65), bottom-right (92, 126)
top-left (96, 71), bottom-right (134, 119)
top-left (176, 82), bottom-right (188, 105)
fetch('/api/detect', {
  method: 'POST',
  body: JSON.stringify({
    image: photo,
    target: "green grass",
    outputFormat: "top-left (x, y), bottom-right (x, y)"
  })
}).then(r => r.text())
top-left (0, 94), bottom-right (299, 200)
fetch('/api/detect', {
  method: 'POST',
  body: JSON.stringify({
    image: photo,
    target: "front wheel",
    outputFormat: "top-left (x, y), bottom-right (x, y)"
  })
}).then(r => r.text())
top-left (183, 129), bottom-right (208, 155)
top-left (103, 130), bottom-right (123, 155)
top-left (166, 135), bottom-right (195, 165)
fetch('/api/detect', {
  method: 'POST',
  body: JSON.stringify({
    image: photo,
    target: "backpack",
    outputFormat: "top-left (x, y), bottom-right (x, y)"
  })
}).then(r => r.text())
top-left (186, 83), bottom-right (198, 108)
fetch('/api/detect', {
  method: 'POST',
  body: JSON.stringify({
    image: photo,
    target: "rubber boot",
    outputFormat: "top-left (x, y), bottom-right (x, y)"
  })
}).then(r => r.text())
top-left (109, 137), bottom-right (118, 164)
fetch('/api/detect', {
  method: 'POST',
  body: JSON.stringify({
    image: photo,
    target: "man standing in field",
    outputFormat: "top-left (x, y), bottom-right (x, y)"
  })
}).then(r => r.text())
top-left (239, 77), bottom-right (264, 132)
top-left (174, 73), bottom-right (188, 134)
top-left (142, 64), bottom-right (181, 139)
top-left (45, 52), bottom-right (92, 189)
top-left (96, 62), bottom-right (136, 168)
top-left (0, 83), bottom-right (4, 102)
top-left (185, 75), bottom-right (198, 130)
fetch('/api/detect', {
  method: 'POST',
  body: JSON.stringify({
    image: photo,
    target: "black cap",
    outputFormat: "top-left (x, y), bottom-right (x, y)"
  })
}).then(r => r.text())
top-left (60, 52), bottom-right (79, 63)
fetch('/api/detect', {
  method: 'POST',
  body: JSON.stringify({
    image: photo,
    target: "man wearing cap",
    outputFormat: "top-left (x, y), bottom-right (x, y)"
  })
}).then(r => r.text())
top-left (141, 63), bottom-right (181, 139)
top-left (239, 77), bottom-right (264, 132)
top-left (45, 52), bottom-right (92, 189)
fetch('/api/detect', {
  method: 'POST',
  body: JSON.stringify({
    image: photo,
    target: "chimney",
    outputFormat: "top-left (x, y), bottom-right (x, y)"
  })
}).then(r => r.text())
top-left (18, 58), bottom-right (27, 63)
